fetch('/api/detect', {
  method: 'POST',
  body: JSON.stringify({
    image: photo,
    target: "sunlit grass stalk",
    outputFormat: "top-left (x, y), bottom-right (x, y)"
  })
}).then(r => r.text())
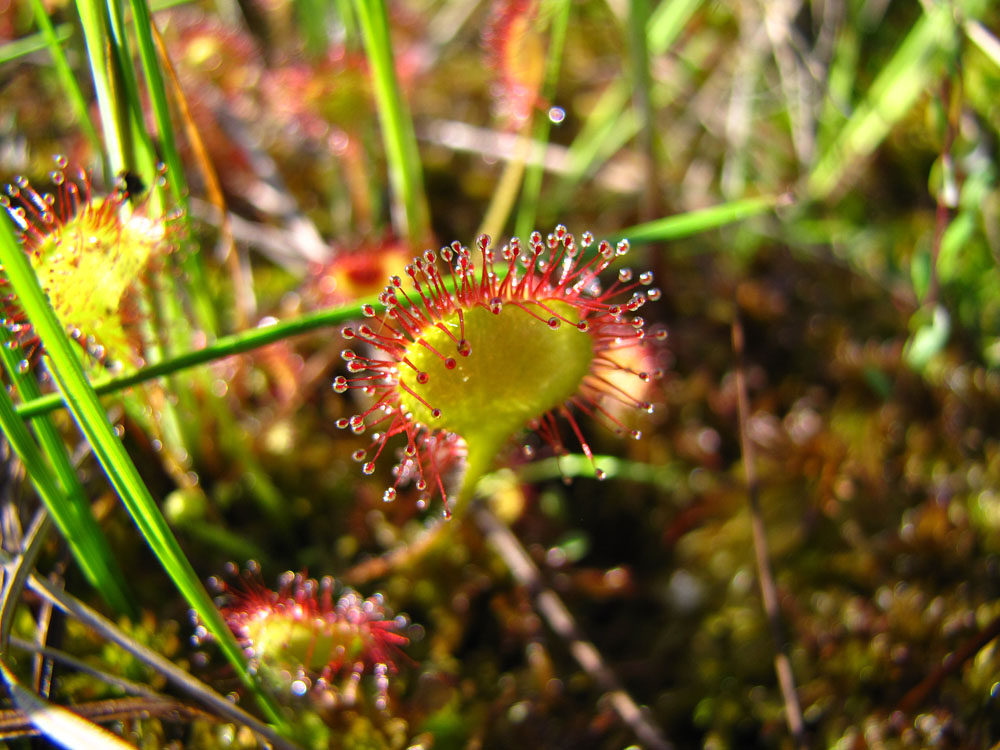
top-left (513, 0), bottom-right (570, 241)
top-left (353, 0), bottom-right (430, 245)
top-left (0, 214), bottom-right (288, 731)
top-left (103, 0), bottom-right (162, 189)
top-left (125, 0), bottom-right (219, 336)
top-left (0, 332), bottom-right (134, 615)
top-left (74, 0), bottom-right (126, 178)
top-left (27, 0), bottom-right (102, 156)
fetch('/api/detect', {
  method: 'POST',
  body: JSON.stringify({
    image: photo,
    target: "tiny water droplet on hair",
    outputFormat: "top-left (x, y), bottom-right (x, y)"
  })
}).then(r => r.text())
top-left (457, 339), bottom-right (471, 356)
top-left (595, 468), bottom-right (606, 480)
top-left (444, 357), bottom-right (456, 369)
top-left (383, 488), bottom-right (396, 502)
top-left (333, 376), bottom-right (349, 392)
top-left (416, 371), bottom-right (429, 384)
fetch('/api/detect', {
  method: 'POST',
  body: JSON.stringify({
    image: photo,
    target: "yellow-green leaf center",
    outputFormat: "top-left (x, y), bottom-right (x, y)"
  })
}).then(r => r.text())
top-left (398, 300), bottom-right (593, 466)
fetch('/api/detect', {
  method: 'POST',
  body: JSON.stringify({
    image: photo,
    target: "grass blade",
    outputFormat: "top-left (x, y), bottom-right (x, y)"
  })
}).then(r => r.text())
top-left (550, 0), bottom-right (702, 210)
top-left (807, 3), bottom-right (956, 199)
top-left (73, 0), bottom-right (124, 179)
top-left (125, 0), bottom-right (219, 336)
top-left (17, 299), bottom-right (369, 419)
top-left (353, 0), bottom-right (430, 244)
top-left (0, 211), bottom-right (287, 731)
top-left (616, 194), bottom-right (780, 243)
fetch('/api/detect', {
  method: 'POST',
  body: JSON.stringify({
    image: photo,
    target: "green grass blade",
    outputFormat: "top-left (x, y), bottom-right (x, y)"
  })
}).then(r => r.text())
top-left (0, 0), bottom-right (204, 66)
top-left (514, 0), bottom-right (571, 240)
top-left (0, 25), bottom-right (72, 62)
top-left (74, 0), bottom-right (124, 179)
top-left (353, 0), bottom-right (430, 244)
top-left (549, 0), bottom-right (702, 211)
top-left (26, 0), bottom-right (102, 155)
top-left (616, 194), bottom-right (780, 243)
top-left (104, 0), bottom-right (160, 184)
top-left (807, 3), bottom-right (955, 199)
top-left (627, 0), bottom-right (657, 219)
top-left (125, 0), bottom-right (219, 336)
top-left (17, 299), bottom-right (369, 419)
top-left (0, 333), bottom-right (134, 615)
top-left (124, 0), bottom-right (185, 208)
top-left (0, 214), bottom-right (287, 731)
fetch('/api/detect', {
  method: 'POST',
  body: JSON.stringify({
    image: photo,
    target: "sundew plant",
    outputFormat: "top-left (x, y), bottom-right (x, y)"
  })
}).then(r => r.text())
top-left (2, 0), bottom-right (1000, 749)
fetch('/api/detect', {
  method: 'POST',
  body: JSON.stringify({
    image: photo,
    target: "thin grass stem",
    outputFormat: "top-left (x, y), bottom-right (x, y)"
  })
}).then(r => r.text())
top-left (353, 0), bottom-right (430, 245)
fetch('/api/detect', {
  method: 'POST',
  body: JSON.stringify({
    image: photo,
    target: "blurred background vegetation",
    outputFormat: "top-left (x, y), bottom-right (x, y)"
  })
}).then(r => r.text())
top-left (1, 0), bottom-right (1000, 748)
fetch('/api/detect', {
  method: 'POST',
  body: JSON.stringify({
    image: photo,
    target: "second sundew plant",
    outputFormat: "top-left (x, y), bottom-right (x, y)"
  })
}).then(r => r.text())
top-left (1, 161), bottom-right (173, 370)
top-left (207, 564), bottom-right (410, 710)
top-left (334, 226), bottom-right (664, 514)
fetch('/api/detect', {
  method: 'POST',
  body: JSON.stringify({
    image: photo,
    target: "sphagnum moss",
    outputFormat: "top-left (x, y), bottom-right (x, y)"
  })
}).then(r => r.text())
top-left (335, 226), bottom-right (664, 514)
